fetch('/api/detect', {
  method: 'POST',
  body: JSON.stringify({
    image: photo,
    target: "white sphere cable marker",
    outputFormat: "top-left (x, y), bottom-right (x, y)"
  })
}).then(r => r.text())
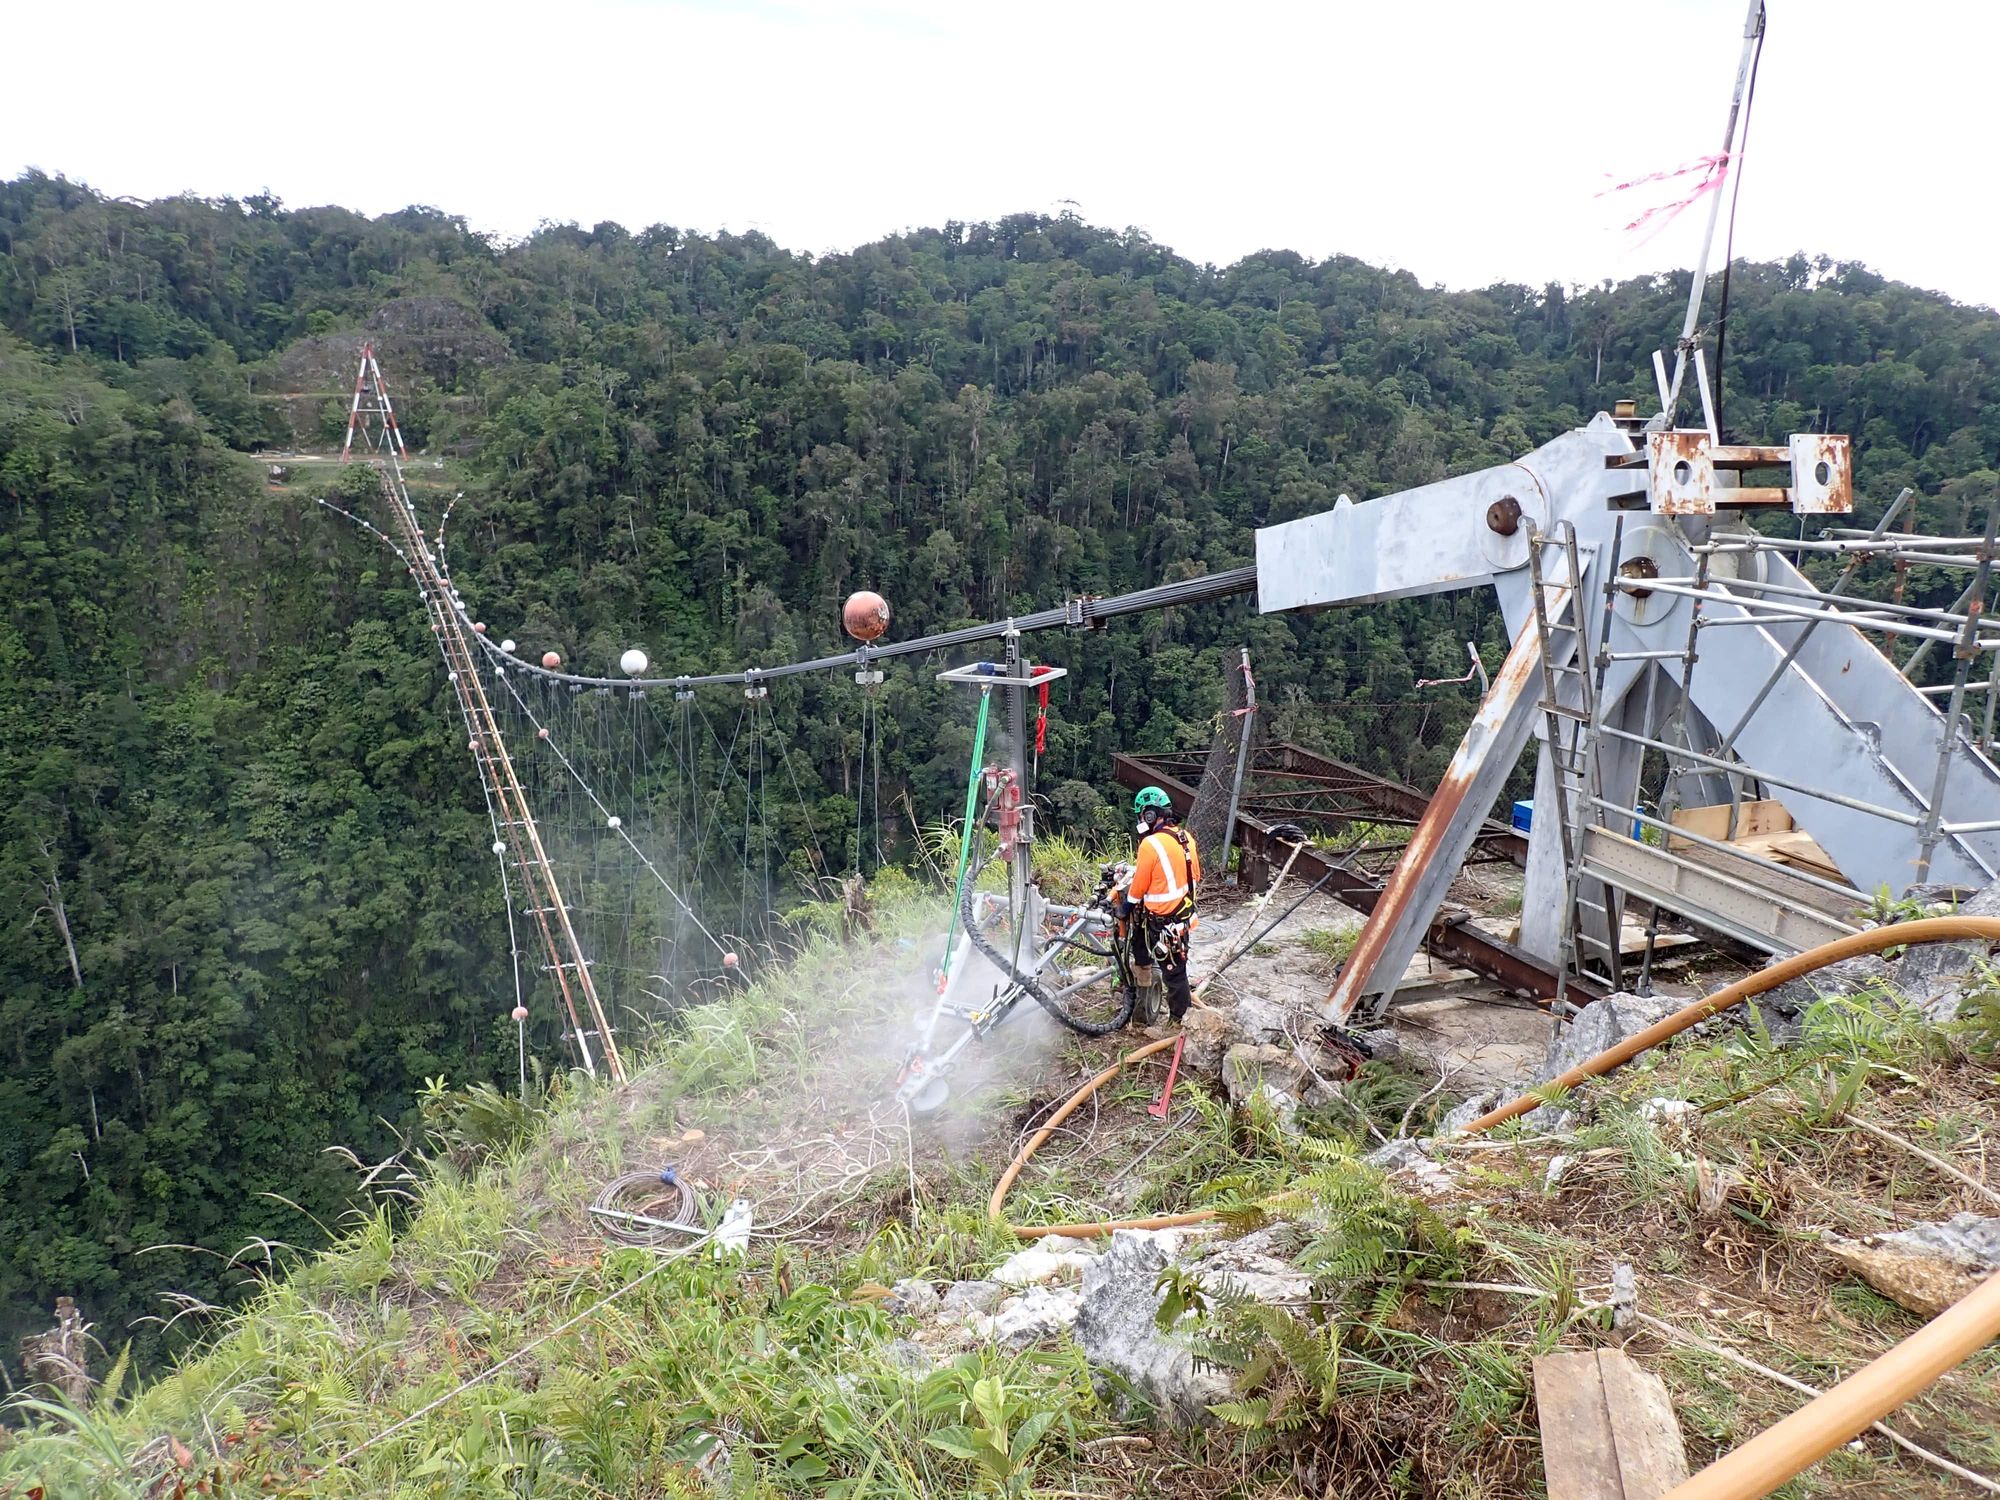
top-left (492, 840), bottom-right (506, 855)
top-left (621, 648), bottom-right (649, 676)
top-left (501, 639), bottom-right (517, 653)
top-left (608, 815), bottom-right (622, 830)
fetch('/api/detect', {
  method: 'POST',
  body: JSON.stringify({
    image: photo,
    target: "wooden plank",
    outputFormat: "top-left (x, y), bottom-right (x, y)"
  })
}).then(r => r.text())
top-left (1534, 1352), bottom-right (1621, 1500)
top-left (1597, 1349), bottom-right (1689, 1498)
top-left (1729, 830), bottom-right (1847, 882)
top-left (1616, 924), bottom-right (1697, 957)
top-left (1535, 1351), bottom-right (1690, 1500)
top-left (1668, 798), bottom-right (1792, 850)
top-left (1762, 830), bottom-right (1844, 881)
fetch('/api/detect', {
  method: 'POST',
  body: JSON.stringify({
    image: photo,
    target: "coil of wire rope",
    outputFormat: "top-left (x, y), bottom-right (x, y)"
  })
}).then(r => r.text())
top-left (589, 1167), bottom-right (700, 1246)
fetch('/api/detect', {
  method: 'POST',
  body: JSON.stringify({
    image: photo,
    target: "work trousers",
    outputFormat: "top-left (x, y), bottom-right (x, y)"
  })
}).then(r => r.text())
top-left (1139, 909), bottom-right (1193, 1022)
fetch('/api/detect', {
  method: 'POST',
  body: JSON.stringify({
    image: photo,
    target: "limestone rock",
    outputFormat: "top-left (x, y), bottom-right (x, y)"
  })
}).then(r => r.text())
top-left (1639, 1097), bottom-right (1698, 1145)
top-left (1229, 994), bottom-right (1295, 1047)
top-left (883, 1279), bottom-right (939, 1317)
top-left (1180, 994), bottom-right (1295, 1077)
top-left (939, 1279), bottom-right (1006, 1318)
top-left (1608, 1262), bottom-right (1637, 1330)
top-left (1223, 1043), bottom-right (1308, 1109)
top-left (1177, 1007), bottom-right (1238, 1076)
top-left (1538, 992), bottom-right (1684, 1085)
top-left (1185, 1225), bottom-right (1312, 1304)
top-left (1824, 1213), bottom-right (2000, 1318)
top-left (1442, 1090), bottom-right (1501, 1136)
top-left (1758, 953), bottom-right (1901, 1041)
top-left (1072, 1230), bottom-right (1234, 1426)
top-left (882, 1338), bottom-right (935, 1373)
top-left (1352, 1026), bottom-right (1402, 1063)
top-left (974, 1284), bottom-right (1084, 1348)
top-left (1363, 1137), bottom-right (1456, 1197)
top-left (992, 1236), bottom-right (1098, 1288)
top-left (1892, 880), bottom-right (2000, 1018)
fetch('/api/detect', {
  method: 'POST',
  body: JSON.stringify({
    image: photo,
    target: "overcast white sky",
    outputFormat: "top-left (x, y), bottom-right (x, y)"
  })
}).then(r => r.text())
top-left (5, 0), bottom-right (1994, 310)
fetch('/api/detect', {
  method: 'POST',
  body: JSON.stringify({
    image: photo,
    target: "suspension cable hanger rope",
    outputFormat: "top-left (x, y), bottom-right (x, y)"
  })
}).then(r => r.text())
top-left (370, 459), bottom-right (626, 1083)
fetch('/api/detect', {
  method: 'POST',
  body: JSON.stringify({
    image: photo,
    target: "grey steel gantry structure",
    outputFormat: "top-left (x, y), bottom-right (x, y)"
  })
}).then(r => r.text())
top-left (1254, 417), bottom-right (2000, 1021)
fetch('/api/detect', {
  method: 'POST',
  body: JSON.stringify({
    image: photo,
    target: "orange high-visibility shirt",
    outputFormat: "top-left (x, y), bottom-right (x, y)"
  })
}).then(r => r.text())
top-left (1129, 828), bottom-right (1200, 916)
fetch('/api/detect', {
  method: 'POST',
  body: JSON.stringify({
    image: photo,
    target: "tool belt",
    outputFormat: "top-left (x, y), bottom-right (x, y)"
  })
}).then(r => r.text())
top-left (1147, 905), bottom-right (1194, 966)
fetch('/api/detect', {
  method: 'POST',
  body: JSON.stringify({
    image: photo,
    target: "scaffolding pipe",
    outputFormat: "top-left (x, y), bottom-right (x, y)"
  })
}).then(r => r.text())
top-left (1454, 917), bottom-right (2000, 1137)
top-left (1217, 646), bottom-right (1256, 883)
top-left (1618, 579), bottom-right (1991, 650)
top-left (1703, 577), bottom-right (1986, 629)
top-left (1589, 796), bottom-right (1864, 906)
top-left (1698, 535), bottom-right (1989, 563)
top-left (1903, 576), bottom-right (1987, 683)
top-left (1710, 492), bottom-right (1919, 779)
top-left (1915, 495), bottom-right (2000, 881)
top-left (1597, 725), bottom-right (1925, 828)
top-left (1662, 1268), bottom-right (2000, 1500)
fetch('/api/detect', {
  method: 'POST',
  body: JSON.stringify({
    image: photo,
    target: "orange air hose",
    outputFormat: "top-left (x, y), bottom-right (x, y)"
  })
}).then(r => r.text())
top-left (992, 918), bottom-right (2000, 1492)
top-left (1664, 1267), bottom-right (2000, 1499)
top-left (990, 1036), bottom-right (1221, 1240)
top-left (1456, 917), bottom-right (2000, 1137)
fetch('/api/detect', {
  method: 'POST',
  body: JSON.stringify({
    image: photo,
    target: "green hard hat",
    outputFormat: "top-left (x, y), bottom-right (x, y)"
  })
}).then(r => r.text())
top-left (1133, 786), bottom-right (1172, 814)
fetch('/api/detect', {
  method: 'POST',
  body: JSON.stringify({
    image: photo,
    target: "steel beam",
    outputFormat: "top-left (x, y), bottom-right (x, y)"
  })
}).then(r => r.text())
top-left (1576, 827), bottom-right (1859, 955)
top-left (1259, 742), bottom-right (1529, 864)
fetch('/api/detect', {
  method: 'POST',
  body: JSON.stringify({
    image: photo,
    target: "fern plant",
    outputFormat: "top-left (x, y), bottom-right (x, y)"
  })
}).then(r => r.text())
top-left (1176, 1137), bottom-right (1471, 1449)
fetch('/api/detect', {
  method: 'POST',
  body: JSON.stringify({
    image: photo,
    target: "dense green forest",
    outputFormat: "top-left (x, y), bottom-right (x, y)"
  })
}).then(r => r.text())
top-left (3, 167), bottom-right (1998, 1372)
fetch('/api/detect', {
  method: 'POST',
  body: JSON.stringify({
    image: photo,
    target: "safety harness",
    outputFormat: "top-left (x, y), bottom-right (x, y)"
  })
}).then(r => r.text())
top-left (1139, 822), bottom-right (1197, 965)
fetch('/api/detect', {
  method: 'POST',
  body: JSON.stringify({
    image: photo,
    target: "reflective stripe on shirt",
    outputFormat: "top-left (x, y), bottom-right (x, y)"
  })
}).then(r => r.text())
top-left (1135, 831), bottom-right (1195, 912)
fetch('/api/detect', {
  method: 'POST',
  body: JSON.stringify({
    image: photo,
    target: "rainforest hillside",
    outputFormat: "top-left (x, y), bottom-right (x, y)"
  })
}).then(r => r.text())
top-left (2, 168), bottom-right (1998, 1366)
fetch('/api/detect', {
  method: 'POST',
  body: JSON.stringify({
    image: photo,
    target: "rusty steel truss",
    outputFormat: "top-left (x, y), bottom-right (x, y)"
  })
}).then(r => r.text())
top-left (1110, 750), bottom-right (1590, 1005)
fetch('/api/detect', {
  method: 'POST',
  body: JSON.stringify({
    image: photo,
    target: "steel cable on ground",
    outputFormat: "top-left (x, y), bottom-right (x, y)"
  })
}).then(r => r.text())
top-left (590, 1169), bottom-right (699, 1248)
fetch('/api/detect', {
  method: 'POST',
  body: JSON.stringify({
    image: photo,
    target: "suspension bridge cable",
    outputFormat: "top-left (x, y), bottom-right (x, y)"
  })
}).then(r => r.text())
top-left (873, 690), bottom-right (885, 871)
top-left (855, 693), bottom-right (871, 876)
top-left (462, 566), bottom-right (1259, 691)
top-left (761, 695), bottom-right (832, 879)
top-left (690, 698), bottom-right (749, 920)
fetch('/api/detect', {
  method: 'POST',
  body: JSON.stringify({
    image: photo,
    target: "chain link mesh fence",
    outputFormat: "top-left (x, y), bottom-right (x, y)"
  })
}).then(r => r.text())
top-left (1185, 651), bottom-right (1258, 868)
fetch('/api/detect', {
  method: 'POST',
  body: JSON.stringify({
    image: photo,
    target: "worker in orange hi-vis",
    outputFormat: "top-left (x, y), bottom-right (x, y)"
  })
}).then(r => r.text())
top-left (1119, 786), bottom-right (1201, 1026)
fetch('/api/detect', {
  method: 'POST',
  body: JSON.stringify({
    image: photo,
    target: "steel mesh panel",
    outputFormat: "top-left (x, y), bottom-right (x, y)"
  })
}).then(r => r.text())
top-left (1184, 653), bottom-right (1256, 868)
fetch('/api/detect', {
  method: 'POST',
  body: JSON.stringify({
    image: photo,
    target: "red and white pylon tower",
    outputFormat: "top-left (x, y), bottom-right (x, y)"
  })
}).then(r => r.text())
top-left (339, 341), bottom-right (410, 461)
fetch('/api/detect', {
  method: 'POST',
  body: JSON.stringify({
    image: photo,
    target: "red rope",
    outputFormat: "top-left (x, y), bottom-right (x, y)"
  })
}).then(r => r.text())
top-left (1031, 665), bottom-right (1056, 756)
